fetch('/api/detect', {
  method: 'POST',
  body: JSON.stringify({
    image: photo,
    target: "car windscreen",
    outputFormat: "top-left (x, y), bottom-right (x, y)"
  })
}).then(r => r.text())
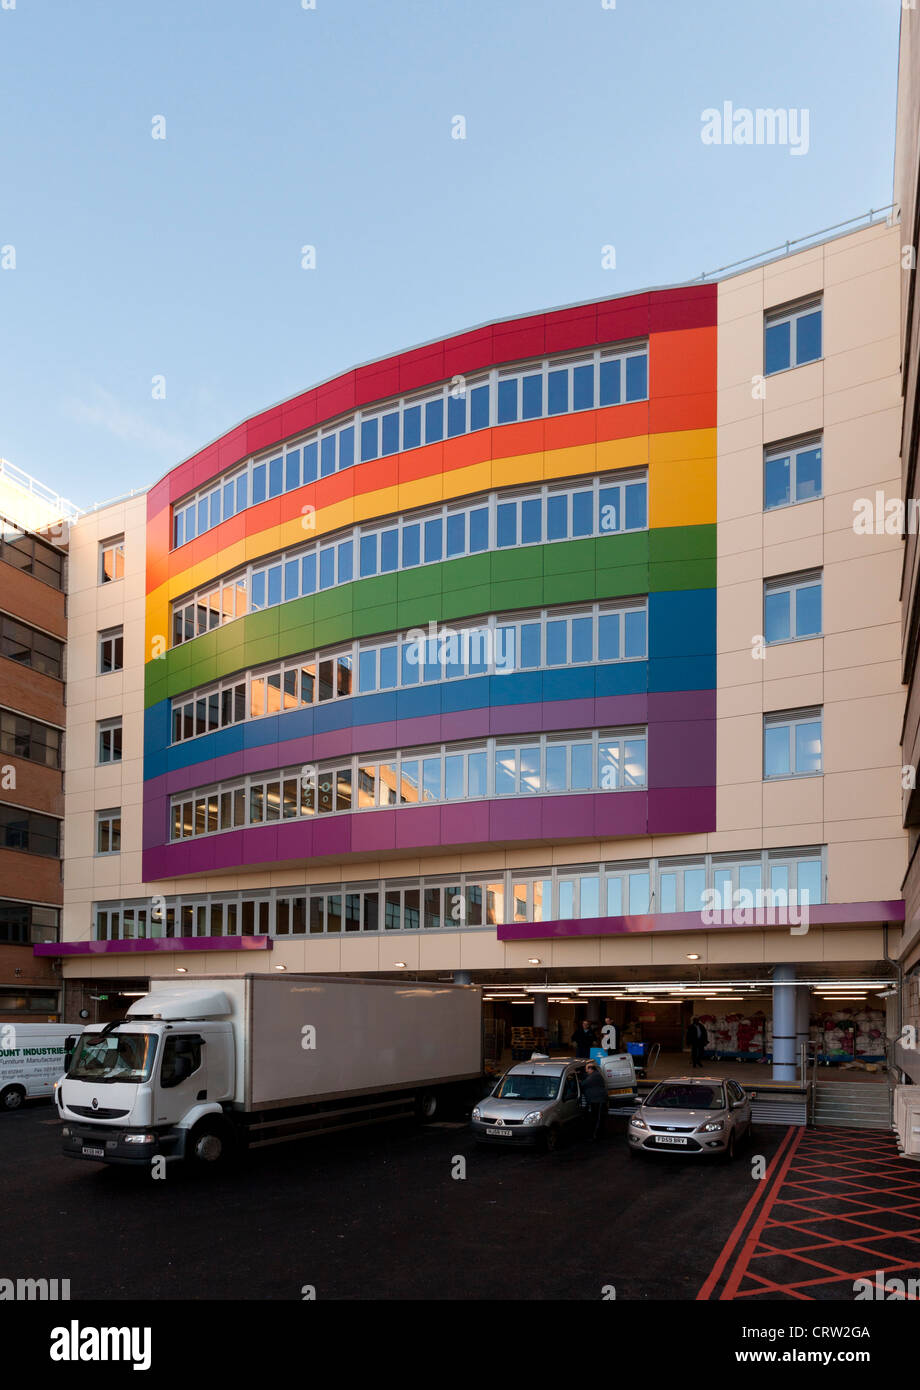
top-left (67, 1032), bottom-right (158, 1084)
top-left (645, 1083), bottom-right (725, 1110)
top-left (493, 1073), bottom-right (560, 1100)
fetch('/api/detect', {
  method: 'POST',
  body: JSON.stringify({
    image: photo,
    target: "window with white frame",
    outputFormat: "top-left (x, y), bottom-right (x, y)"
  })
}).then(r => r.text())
top-left (99, 536), bottom-right (125, 584)
top-left (764, 437), bottom-right (822, 510)
top-left (170, 342), bottom-right (651, 549)
top-left (764, 571), bottom-right (822, 644)
top-left (169, 471), bottom-right (649, 647)
top-left (93, 847), bottom-right (826, 940)
top-left (168, 601), bottom-right (649, 744)
top-left (97, 718), bottom-right (123, 765)
top-left (764, 299), bottom-right (822, 375)
top-left (764, 709), bottom-right (822, 779)
top-left (98, 627), bottom-right (124, 673)
top-left (96, 809), bottom-right (121, 855)
top-left (168, 728), bottom-right (649, 840)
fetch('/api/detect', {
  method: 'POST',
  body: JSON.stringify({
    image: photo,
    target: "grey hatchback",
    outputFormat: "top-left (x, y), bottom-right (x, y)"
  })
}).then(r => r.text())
top-left (627, 1075), bottom-right (754, 1160)
top-left (471, 1058), bottom-right (588, 1150)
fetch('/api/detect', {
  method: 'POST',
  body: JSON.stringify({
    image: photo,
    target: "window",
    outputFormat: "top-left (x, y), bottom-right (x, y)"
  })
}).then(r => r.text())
top-left (169, 727), bottom-right (648, 838)
top-left (169, 342), bottom-right (651, 550)
top-left (99, 536), bottom-right (125, 583)
top-left (97, 718), bottom-right (123, 765)
top-left (764, 438), bottom-right (822, 510)
top-left (0, 615), bottom-right (63, 679)
top-left (0, 710), bottom-right (62, 768)
top-left (0, 517), bottom-right (65, 589)
top-left (0, 804), bottom-right (61, 857)
top-left (169, 471), bottom-right (649, 647)
top-left (764, 299), bottom-right (822, 375)
top-left (764, 709), bottom-right (822, 779)
top-left (764, 572), bottom-right (822, 644)
top-left (96, 809), bottom-right (121, 855)
top-left (98, 627), bottom-right (124, 673)
top-left (0, 899), bottom-right (59, 945)
top-left (90, 847), bottom-right (826, 939)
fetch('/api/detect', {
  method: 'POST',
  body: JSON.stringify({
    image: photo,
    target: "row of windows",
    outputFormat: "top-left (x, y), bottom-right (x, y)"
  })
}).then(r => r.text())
top-left (0, 517), bottom-right (65, 590)
top-left (0, 898), bottom-right (60, 945)
top-left (0, 709), bottom-right (63, 769)
top-left (0, 614), bottom-right (63, 680)
top-left (169, 601), bottom-right (649, 744)
top-left (0, 803), bottom-right (61, 858)
top-left (169, 472), bottom-right (648, 647)
top-left (92, 847), bottom-right (826, 939)
top-left (168, 729), bottom-right (649, 841)
top-left (171, 345), bottom-right (651, 549)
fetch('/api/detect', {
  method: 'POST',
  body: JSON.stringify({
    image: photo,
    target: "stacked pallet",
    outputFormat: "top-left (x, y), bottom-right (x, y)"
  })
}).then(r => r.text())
top-left (511, 1026), bottom-right (547, 1060)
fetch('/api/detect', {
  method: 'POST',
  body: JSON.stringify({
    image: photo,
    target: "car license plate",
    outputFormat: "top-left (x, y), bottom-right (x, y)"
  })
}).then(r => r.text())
top-left (82, 1146), bottom-right (105, 1158)
top-left (485, 1127), bottom-right (514, 1138)
top-left (608, 1088), bottom-right (631, 1095)
top-left (657, 1136), bottom-right (688, 1145)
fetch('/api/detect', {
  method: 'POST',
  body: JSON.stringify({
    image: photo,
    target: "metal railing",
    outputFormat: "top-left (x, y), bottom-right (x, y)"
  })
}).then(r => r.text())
top-left (0, 456), bottom-right (81, 523)
top-left (695, 205), bottom-right (898, 284)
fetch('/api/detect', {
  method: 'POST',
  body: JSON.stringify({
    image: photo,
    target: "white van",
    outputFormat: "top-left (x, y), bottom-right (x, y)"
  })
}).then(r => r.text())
top-left (0, 1023), bottom-right (82, 1110)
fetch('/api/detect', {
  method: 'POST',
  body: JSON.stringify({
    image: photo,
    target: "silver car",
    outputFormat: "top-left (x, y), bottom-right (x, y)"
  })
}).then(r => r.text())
top-left (627, 1075), bottom-right (754, 1160)
top-left (472, 1059), bottom-right (588, 1151)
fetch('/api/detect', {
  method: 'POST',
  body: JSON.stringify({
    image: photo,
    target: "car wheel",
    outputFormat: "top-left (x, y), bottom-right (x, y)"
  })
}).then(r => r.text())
top-left (544, 1124), bottom-right (561, 1153)
top-left (0, 1085), bottom-right (25, 1112)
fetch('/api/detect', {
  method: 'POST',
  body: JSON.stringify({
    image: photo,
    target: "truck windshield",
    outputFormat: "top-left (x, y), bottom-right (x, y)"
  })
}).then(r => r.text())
top-left (68, 1032), bottom-right (157, 1084)
top-left (493, 1074), bottom-right (561, 1101)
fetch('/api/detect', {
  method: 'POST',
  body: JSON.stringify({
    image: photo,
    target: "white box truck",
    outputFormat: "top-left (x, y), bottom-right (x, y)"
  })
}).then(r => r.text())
top-left (57, 974), bottom-right (483, 1168)
top-left (1, 1023), bottom-right (83, 1111)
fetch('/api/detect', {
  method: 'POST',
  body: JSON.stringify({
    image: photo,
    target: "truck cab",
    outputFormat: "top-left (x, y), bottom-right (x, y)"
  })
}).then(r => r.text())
top-left (58, 989), bottom-right (235, 1166)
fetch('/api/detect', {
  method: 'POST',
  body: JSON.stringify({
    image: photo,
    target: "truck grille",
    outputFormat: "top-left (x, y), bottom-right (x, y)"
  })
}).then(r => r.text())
top-left (68, 1104), bottom-right (129, 1119)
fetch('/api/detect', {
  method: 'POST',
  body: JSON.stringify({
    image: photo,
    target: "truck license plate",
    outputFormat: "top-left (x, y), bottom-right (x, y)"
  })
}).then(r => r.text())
top-left (608, 1087), bottom-right (631, 1095)
top-left (485, 1127), bottom-right (514, 1138)
top-left (82, 1146), bottom-right (105, 1158)
top-left (657, 1136), bottom-right (687, 1145)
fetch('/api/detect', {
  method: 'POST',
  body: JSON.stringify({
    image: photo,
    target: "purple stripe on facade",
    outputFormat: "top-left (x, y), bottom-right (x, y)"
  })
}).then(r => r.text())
top-left (145, 690), bottom-right (696, 804)
top-left (34, 935), bottom-right (273, 957)
top-left (142, 781), bottom-right (718, 881)
top-left (496, 900), bottom-right (906, 941)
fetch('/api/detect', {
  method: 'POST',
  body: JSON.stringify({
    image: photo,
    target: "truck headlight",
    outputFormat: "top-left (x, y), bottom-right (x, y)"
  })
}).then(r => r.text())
top-left (629, 1116), bottom-right (648, 1130)
top-left (698, 1119), bottom-right (724, 1132)
top-left (522, 1111), bottom-right (544, 1126)
top-left (124, 1133), bottom-right (156, 1144)
top-left (471, 1107), bottom-right (481, 1121)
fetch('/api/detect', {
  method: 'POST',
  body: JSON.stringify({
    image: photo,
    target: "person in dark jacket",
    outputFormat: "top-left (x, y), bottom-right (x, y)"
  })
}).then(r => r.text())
top-left (572, 1019), bottom-right (597, 1058)
top-left (581, 1062), bottom-right (608, 1140)
top-left (686, 1017), bottom-right (708, 1068)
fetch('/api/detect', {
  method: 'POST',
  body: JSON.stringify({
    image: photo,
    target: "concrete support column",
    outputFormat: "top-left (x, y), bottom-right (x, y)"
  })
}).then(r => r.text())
top-left (795, 989), bottom-right (811, 1077)
top-left (532, 997), bottom-right (548, 1031)
top-left (586, 999), bottom-right (603, 1024)
top-left (772, 965), bottom-right (797, 1082)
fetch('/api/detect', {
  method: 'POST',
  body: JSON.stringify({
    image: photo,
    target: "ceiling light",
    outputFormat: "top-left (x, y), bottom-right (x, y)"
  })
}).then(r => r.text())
top-left (274, 964), bottom-right (287, 971)
top-left (686, 954), bottom-right (700, 961)
top-left (394, 962), bottom-right (407, 969)
top-left (176, 966), bottom-right (188, 973)
top-left (527, 958), bottom-right (542, 965)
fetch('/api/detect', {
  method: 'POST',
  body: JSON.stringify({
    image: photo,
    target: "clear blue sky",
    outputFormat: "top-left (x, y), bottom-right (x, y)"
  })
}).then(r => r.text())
top-left (0, 0), bottom-right (900, 509)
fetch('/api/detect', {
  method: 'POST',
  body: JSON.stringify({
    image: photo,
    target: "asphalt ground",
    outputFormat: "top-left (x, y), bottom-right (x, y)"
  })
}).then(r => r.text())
top-left (1, 1102), bottom-right (789, 1301)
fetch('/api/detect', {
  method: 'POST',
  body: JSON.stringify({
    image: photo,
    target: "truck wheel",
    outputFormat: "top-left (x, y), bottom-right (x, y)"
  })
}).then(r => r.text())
top-left (186, 1120), bottom-right (232, 1168)
top-left (415, 1091), bottom-right (440, 1122)
top-left (1, 1086), bottom-right (25, 1112)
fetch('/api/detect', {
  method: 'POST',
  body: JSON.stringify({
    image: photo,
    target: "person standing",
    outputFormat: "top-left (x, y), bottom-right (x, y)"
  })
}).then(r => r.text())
top-left (581, 1062), bottom-right (608, 1140)
top-left (572, 1018), bottom-right (597, 1059)
top-left (686, 1017), bottom-right (708, 1068)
